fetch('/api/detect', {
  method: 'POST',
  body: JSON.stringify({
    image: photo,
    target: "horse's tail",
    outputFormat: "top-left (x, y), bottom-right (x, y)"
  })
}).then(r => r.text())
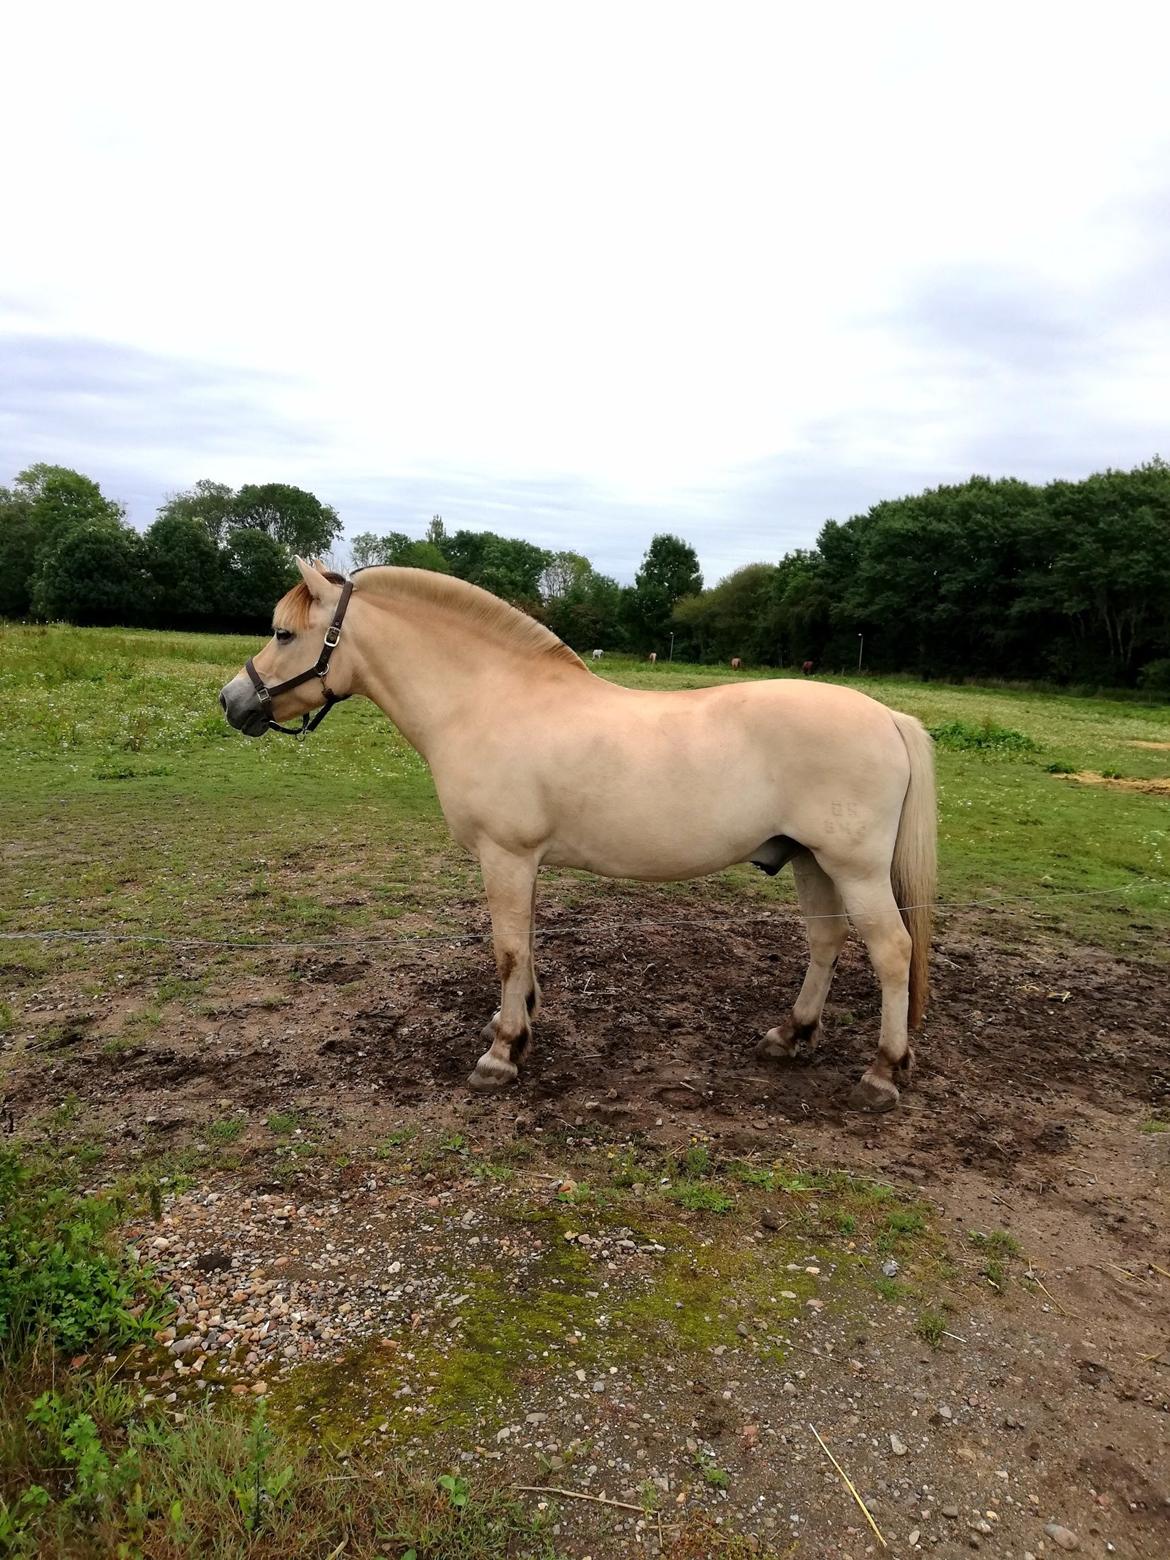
top-left (890, 712), bottom-right (937, 1031)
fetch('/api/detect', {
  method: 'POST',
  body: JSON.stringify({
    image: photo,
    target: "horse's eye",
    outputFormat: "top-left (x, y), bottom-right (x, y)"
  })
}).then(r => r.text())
top-left (275, 629), bottom-right (295, 645)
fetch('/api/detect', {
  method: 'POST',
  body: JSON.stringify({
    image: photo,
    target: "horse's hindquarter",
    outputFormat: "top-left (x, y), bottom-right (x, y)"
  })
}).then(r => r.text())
top-left (477, 678), bottom-right (911, 880)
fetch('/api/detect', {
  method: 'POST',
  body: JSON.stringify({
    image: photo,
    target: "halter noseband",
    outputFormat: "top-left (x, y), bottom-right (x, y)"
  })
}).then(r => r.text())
top-left (244, 579), bottom-right (354, 737)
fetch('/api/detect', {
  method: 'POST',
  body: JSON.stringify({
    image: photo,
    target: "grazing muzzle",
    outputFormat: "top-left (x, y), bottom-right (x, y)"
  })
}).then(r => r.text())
top-left (222, 580), bottom-right (354, 738)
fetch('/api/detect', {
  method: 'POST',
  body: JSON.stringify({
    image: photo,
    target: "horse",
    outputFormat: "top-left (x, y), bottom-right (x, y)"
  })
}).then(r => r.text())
top-left (731, 657), bottom-right (742, 671)
top-left (802, 660), bottom-right (814, 676)
top-left (648, 652), bottom-right (657, 664)
top-left (591, 648), bottom-right (604, 661)
top-left (220, 561), bottom-right (936, 1113)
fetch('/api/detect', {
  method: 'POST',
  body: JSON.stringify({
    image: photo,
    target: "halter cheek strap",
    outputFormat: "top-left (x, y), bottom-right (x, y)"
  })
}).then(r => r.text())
top-left (244, 580), bottom-right (354, 737)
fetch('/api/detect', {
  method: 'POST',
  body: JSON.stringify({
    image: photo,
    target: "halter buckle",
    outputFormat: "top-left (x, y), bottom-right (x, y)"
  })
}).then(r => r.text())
top-left (323, 624), bottom-right (342, 648)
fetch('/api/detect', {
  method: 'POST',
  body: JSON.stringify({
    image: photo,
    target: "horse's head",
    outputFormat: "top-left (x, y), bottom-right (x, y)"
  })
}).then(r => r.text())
top-left (219, 558), bottom-right (355, 737)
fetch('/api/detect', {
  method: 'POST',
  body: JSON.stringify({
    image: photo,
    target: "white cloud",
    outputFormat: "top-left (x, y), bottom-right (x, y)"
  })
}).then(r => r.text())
top-left (3, 0), bottom-right (1168, 581)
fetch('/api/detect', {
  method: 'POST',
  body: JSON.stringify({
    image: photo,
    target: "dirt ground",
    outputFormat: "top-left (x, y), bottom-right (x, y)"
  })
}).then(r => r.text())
top-left (5, 891), bottom-right (1170, 1558)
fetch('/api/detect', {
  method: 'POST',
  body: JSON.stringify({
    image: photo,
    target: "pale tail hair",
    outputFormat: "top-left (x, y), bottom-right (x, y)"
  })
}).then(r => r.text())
top-left (890, 712), bottom-right (937, 1030)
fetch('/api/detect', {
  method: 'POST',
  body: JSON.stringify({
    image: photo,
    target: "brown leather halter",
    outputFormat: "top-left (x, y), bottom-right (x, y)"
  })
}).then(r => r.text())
top-left (244, 579), bottom-right (354, 736)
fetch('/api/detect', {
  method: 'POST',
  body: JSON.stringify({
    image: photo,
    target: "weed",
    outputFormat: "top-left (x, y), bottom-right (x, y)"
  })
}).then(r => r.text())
top-left (928, 718), bottom-right (1038, 754)
top-left (232, 1407), bottom-right (294, 1534)
top-left (0, 1146), bottom-right (170, 1354)
top-left (555, 1180), bottom-right (594, 1204)
top-left (969, 1229), bottom-right (1022, 1259)
top-left (1141, 1117), bottom-right (1169, 1134)
top-left (205, 1116), bottom-right (246, 1145)
top-left (884, 1210), bottom-right (927, 1237)
top-left (872, 1276), bottom-right (907, 1302)
top-left (265, 1111), bottom-right (302, 1137)
top-left (436, 1472), bottom-right (469, 1509)
top-left (666, 1182), bottom-right (734, 1214)
top-left (372, 1127), bottom-right (416, 1158)
top-left (915, 1310), bottom-right (947, 1347)
top-left (679, 1143), bottom-right (713, 1179)
top-left (609, 1148), bottom-right (643, 1188)
top-left (697, 1455), bottom-right (730, 1489)
top-left (639, 1479), bottom-right (662, 1513)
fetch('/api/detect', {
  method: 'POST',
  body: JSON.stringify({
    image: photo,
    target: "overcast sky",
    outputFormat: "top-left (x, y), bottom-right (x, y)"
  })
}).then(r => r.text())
top-left (2, 2), bottom-right (1168, 583)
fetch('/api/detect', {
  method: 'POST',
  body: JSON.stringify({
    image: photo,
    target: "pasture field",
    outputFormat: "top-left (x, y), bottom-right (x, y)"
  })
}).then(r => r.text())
top-left (1, 622), bottom-right (1168, 1559)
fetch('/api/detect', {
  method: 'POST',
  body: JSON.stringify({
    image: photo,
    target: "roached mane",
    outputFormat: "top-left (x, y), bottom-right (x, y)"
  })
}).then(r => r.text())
top-left (277, 567), bottom-right (586, 671)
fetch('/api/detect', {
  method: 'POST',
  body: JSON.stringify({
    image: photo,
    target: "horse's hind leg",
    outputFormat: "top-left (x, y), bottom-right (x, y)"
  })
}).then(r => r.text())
top-left (757, 852), bottom-right (848, 1062)
top-left (468, 844), bottom-right (539, 1093)
top-left (832, 866), bottom-right (913, 1113)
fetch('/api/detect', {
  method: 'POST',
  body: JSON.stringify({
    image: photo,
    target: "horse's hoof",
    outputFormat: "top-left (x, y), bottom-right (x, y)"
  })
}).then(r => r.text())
top-left (849, 1072), bottom-right (899, 1113)
top-left (756, 1019), bottom-right (822, 1064)
top-left (756, 1027), bottom-right (798, 1063)
top-left (467, 1053), bottom-right (518, 1093)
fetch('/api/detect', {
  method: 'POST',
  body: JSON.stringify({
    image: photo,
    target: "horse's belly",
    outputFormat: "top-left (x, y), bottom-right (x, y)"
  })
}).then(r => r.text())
top-left (541, 791), bottom-right (777, 881)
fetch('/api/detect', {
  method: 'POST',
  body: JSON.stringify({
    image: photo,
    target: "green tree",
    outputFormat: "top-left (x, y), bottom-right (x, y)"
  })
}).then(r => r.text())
top-left (155, 479), bottom-right (236, 547)
top-left (2, 466), bottom-right (126, 619)
top-left (0, 483), bottom-right (39, 617)
top-left (540, 550), bottom-right (593, 602)
top-left (770, 549), bottom-right (830, 666)
top-left (29, 523), bottom-right (145, 625)
top-left (545, 565), bottom-right (624, 650)
top-left (671, 563), bottom-right (778, 663)
top-left (218, 528), bottom-right (298, 627)
top-left (628, 533), bottom-right (703, 650)
top-left (143, 513), bottom-right (222, 625)
top-left (1022, 462), bottom-right (1170, 679)
top-left (13, 464), bottom-right (125, 545)
top-left (442, 529), bottom-right (551, 603)
top-left (231, 483), bottom-right (341, 556)
top-left (351, 531), bottom-right (451, 571)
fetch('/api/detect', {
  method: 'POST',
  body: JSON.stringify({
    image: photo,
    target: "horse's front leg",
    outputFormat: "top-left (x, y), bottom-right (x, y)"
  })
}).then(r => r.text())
top-left (468, 844), bottom-right (539, 1093)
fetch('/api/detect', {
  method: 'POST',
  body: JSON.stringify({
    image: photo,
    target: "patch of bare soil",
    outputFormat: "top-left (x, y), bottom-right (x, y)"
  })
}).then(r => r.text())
top-left (1127, 742), bottom-right (1170, 752)
top-left (4, 890), bottom-right (1170, 1556)
top-left (1057, 771), bottom-right (1170, 795)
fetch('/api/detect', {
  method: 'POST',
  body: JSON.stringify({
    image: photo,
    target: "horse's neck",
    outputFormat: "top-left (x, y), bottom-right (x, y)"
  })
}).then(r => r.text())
top-left (353, 601), bottom-right (528, 756)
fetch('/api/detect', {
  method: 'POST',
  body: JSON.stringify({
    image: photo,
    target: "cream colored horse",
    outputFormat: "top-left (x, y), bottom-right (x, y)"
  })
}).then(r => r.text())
top-left (220, 561), bottom-right (937, 1112)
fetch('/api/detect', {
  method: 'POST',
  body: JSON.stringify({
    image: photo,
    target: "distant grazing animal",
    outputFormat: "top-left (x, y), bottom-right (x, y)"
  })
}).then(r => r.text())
top-left (591, 648), bottom-right (604, 661)
top-left (802, 660), bottom-right (814, 676)
top-left (648, 652), bottom-right (657, 664)
top-left (731, 657), bottom-right (742, 670)
top-left (220, 561), bottom-right (937, 1114)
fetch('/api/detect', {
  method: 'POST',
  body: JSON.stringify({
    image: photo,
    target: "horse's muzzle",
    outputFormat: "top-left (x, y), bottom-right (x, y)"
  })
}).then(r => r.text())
top-left (219, 676), bottom-right (270, 738)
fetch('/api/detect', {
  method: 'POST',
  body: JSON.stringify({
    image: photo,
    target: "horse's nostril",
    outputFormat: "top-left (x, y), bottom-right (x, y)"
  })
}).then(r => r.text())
top-left (218, 692), bottom-right (228, 712)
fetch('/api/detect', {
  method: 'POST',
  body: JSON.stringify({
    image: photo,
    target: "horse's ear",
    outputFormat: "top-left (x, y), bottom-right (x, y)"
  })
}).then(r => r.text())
top-left (312, 557), bottom-right (331, 576)
top-left (295, 556), bottom-right (336, 601)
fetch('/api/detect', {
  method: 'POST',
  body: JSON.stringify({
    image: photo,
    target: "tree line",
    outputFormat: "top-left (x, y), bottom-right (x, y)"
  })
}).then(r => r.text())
top-left (2, 458), bottom-right (1167, 689)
